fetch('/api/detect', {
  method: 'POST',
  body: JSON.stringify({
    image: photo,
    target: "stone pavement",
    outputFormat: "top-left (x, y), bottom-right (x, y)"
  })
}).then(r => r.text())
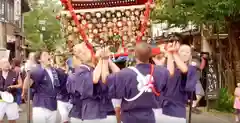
top-left (4, 105), bottom-right (234, 123)
top-left (189, 111), bottom-right (234, 123)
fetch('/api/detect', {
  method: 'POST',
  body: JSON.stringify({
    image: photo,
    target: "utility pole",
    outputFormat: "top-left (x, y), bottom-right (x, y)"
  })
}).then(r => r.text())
top-left (2, 0), bottom-right (7, 49)
top-left (188, 21), bottom-right (194, 123)
top-left (39, 20), bottom-right (46, 42)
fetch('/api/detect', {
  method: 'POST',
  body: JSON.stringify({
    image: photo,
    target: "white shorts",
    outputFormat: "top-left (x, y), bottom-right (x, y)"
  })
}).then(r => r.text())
top-left (70, 116), bottom-right (116, 123)
top-left (0, 102), bottom-right (19, 120)
top-left (32, 107), bottom-right (58, 123)
top-left (153, 108), bottom-right (163, 123)
top-left (70, 117), bottom-right (83, 123)
top-left (154, 108), bottom-right (186, 123)
top-left (57, 100), bottom-right (73, 123)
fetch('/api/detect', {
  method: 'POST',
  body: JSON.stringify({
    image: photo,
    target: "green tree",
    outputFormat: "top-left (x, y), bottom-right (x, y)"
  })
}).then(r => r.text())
top-left (24, 0), bottom-right (64, 52)
top-left (151, 0), bottom-right (240, 92)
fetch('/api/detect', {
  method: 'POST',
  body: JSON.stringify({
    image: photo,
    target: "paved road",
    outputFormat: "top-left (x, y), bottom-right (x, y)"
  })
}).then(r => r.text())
top-left (190, 112), bottom-right (233, 123)
top-left (4, 105), bottom-right (234, 123)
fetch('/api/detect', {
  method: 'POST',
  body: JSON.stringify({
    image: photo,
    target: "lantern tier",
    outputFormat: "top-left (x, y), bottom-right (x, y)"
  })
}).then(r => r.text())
top-left (70, 0), bottom-right (148, 9)
top-left (60, 0), bottom-right (152, 53)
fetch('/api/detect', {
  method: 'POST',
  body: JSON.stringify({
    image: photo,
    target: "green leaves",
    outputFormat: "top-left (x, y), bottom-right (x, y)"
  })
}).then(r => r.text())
top-left (151, 0), bottom-right (240, 26)
top-left (24, 0), bottom-right (63, 52)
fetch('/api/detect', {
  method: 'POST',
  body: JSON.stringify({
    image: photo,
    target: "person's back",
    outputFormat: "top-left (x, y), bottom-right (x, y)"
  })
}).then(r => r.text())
top-left (106, 42), bottom-right (169, 123)
top-left (115, 64), bottom-right (168, 110)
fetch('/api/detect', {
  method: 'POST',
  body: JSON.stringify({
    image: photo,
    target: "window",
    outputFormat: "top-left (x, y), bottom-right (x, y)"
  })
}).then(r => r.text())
top-left (7, 0), bottom-right (14, 22)
top-left (10, 0), bottom-right (14, 22)
top-left (7, 0), bottom-right (10, 21)
top-left (2, 0), bottom-right (14, 22)
top-left (0, 0), bottom-right (5, 21)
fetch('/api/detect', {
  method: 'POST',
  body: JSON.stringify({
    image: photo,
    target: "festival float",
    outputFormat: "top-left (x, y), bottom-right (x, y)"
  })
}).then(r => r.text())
top-left (58, 0), bottom-right (156, 64)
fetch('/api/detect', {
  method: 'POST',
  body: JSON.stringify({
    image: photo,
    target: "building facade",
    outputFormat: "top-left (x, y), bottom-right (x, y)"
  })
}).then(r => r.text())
top-left (0, 0), bottom-right (30, 60)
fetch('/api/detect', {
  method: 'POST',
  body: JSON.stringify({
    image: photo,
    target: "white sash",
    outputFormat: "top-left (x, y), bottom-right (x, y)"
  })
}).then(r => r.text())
top-left (80, 65), bottom-right (90, 71)
top-left (124, 67), bottom-right (153, 102)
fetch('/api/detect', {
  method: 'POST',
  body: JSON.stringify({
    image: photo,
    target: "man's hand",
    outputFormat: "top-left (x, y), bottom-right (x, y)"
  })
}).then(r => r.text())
top-left (98, 46), bottom-right (111, 59)
top-left (95, 48), bottom-right (103, 58)
top-left (166, 41), bottom-right (180, 53)
top-left (7, 85), bottom-right (15, 89)
top-left (166, 42), bottom-right (175, 53)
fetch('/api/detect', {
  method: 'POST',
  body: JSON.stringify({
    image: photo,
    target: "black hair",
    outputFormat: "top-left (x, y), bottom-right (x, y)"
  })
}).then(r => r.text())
top-left (34, 50), bottom-right (48, 64)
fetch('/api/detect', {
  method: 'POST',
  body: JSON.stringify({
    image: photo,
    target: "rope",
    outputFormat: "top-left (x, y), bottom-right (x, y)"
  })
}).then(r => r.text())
top-left (60, 0), bottom-right (154, 58)
top-left (148, 64), bottom-right (160, 96)
top-left (60, 0), bottom-right (95, 61)
top-left (124, 64), bottom-right (160, 101)
top-left (136, 0), bottom-right (153, 43)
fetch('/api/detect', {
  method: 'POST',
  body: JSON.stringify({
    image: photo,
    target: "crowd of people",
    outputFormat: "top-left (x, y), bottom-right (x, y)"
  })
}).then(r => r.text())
top-left (0, 41), bottom-right (207, 123)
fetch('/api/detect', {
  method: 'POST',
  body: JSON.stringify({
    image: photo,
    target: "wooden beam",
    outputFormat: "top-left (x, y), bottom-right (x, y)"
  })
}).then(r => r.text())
top-left (208, 34), bottom-right (228, 40)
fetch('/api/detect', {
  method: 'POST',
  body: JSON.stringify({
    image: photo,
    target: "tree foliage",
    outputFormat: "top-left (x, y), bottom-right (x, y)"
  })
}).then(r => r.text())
top-left (24, 0), bottom-right (63, 51)
top-left (151, 0), bottom-right (240, 93)
top-left (151, 0), bottom-right (240, 26)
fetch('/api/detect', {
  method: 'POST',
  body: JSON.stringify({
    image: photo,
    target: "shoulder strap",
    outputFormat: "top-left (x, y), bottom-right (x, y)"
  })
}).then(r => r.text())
top-left (80, 65), bottom-right (91, 71)
top-left (128, 67), bottom-right (147, 82)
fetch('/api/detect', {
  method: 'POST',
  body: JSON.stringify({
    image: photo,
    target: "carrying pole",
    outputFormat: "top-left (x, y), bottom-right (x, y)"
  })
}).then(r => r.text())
top-left (188, 91), bottom-right (193, 123)
top-left (27, 86), bottom-right (31, 123)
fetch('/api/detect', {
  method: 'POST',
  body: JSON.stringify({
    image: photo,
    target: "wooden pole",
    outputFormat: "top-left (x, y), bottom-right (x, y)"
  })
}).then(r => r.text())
top-left (188, 22), bottom-right (193, 123)
top-left (27, 87), bottom-right (31, 123)
top-left (188, 91), bottom-right (193, 123)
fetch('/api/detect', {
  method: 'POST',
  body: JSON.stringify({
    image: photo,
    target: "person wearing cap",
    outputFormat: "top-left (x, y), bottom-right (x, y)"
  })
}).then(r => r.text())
top-left (159, 43), bottom-right (198, 123)
top-left (23, 50), bottom-right (66, 123)
top-left (0, 58), bottom-right (23, 123)
top-left (105, 42), bottom-right (169, 123)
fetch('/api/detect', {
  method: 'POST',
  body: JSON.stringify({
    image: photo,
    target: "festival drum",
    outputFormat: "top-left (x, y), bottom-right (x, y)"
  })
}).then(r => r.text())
top-left (59, 0), bottom-right (154, 54)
